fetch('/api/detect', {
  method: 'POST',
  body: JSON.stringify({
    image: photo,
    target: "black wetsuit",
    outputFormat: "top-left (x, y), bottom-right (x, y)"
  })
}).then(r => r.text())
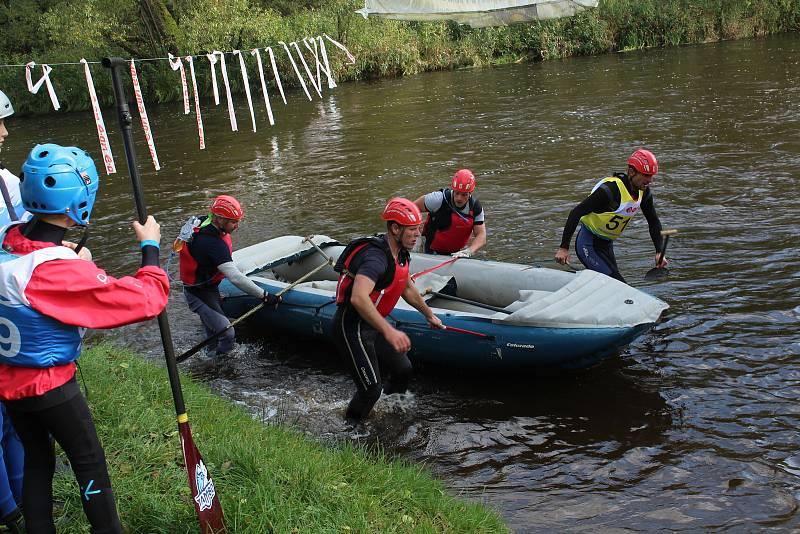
top-left (560, 173), bottom-right (663, 283)
top-left (332, 237), bottom-right (412, 422)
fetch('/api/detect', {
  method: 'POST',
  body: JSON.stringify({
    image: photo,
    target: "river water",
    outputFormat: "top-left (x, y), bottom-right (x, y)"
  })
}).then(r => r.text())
top-left (4, 34), bottom-right (799, 532)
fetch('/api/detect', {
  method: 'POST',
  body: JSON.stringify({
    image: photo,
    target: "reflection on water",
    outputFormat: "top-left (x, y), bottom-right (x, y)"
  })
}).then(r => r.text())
top-left (7, 34), bottom-right (800, 532)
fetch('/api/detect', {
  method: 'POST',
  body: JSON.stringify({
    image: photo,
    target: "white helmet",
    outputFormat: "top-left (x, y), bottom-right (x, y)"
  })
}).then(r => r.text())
top-left (0, 90), bottom-right (14, 119)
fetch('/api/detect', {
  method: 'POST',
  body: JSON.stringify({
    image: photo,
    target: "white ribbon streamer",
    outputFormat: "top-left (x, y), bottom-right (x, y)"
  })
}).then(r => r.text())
top-left (267, 47), bottom-right (287, 105)
top-left (185, 56), bottom-right (206, 149)
top-left (317, 36), bottom-right (338, 89)
top-left (302, 37), bottom-right (322, 92)
top-left (233, 50), bottom-right (257, 132)
top-left (80, 59), bottom-right (115, 175)
top-left (168, 54), bottom-right (190, 115)
top-left (323, 34), bottom-right (356, 64)
top-left (279, 41), bottom-right (312, 101)
top-left (213, 51), bottom-right (238, 131)
top-left (129, 60), bottom-right (161, 170)
top-left (292, 41), bottom-right (322, 98)
top-left (206, 53), bottom-right (221, 105)
top-left (25, 62), bottom-right (60, 111)
top-left (250, 49), bottom-right (275, 126)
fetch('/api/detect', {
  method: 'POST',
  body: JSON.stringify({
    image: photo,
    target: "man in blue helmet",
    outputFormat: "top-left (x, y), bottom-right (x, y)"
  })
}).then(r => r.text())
top-left (0, 89), bottom-right (26, 533)
top-left (0, 144), bottom-right (169, 532)
top-left (0, 89), bottom-right (30, 229)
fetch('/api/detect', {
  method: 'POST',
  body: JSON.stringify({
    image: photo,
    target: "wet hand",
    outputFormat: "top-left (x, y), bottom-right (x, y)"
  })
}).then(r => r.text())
top-left (133, 216), bottom-right (161, 245)
top-left (451, 248), bottom-right (472, 259)
top-left (62, 240), bottom-right (93, 261)
top-left (555, 247), bottom-right (570, 265)
top-left (385, 327), bottom-right (411, 353)
top-left (427, 314), bottom-right (444, 330)
top-left (262, 291), bottom-right (282, 307)
top-left (655, 254), bottom-right (669, 268)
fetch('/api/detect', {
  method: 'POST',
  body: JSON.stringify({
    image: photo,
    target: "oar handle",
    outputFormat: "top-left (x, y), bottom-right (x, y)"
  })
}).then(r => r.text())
top-left (656, 229), bottom-right (678, 266)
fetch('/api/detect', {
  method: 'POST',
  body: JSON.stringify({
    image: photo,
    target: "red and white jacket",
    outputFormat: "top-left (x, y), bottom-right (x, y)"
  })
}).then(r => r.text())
top-left (0, 225), bottom-right (170, 401)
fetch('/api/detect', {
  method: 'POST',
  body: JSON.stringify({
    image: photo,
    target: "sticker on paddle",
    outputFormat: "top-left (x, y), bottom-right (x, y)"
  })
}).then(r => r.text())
top-left (181, 419), bottom-right (225, 533)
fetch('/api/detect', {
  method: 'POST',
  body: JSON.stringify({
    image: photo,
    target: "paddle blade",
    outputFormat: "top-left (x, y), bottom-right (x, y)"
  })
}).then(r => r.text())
top-left (644, 266), bottom-right (669, 281)
top-left (180, 421), bottom-right (225, 533)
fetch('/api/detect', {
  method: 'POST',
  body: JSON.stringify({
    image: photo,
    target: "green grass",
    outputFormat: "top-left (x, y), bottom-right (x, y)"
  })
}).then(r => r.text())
top-left (50, 343), bottom-right (508, 533)
top-left (2, 0), bottom-right (799, 115)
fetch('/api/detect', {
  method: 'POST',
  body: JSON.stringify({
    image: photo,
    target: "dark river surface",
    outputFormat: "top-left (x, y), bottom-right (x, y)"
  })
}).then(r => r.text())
top-left (4, 34), bottom-right (799, 532)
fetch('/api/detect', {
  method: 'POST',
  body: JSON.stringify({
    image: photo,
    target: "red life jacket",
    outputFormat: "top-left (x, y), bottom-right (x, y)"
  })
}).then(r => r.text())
top-left (334, 236), bottom-right (410, 317)
top-left (423, 189), bottom-right (478, 254)
top-left (179, 218), bottom-right (233, 287)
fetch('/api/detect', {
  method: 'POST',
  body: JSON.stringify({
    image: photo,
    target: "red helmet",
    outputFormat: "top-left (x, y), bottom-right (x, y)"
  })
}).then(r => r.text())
top-left (382, 197), bottom-right (422, 226)
top-left (210, 195), bottom-right (243, 221)
top-left (452, 169), bottom-right (476, 193)
top-left (627, 149), bottom-right (659, 176)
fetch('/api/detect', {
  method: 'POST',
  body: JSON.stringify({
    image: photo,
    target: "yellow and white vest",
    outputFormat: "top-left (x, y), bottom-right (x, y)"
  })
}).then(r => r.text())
top-left (580, 176), bottom-right (642, 240)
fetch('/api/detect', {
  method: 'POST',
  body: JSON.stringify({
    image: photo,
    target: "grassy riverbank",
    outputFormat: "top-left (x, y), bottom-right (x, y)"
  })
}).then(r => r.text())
top-left (52, 343), bottom-right (507, 533)
top-left (1, 0), bottom-right (798, 114)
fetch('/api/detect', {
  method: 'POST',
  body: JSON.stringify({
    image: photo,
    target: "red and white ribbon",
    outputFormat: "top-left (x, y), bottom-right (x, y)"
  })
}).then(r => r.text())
top-left (266, 47), bottom-right (287, 105)
top-left (25, 62), bottom-right (60, 111)
top-left (206, 53), bottom-right (221, 105)
top-left (233, 50), bottom-right (257, 132)
top-left (279, 41), bottom-right (312, 101)
top-left (185, 56), bottom-right (206, 149)
top-left (168, 54), bottom-right (190, 115)
top-left (250, 49), bottom-right (275, 126)
top-left (213, 51), bottom-right (238, 132)
top-left (316, 36), bottom-right (337, 89)
top-left (323, 34), bottom-right (356, 64)
top-left (292, 41), bottom-right (321, 98)
top-left (80, 59), bottom-right (115, 175)
top-left (129, 60), bottom-right (161, 171)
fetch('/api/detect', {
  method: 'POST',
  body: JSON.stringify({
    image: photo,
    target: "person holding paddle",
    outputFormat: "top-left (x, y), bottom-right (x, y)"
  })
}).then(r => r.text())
top-left (555, 149), bottom-right (667, 283)
top-left (179, 195), bottom-right (280, 364)
top-left (414, 169), bottom-right (486, 257)
top-left (0, 144), bottom-right (169, 533)
top-left (333, 198), bottom-right (443, 423)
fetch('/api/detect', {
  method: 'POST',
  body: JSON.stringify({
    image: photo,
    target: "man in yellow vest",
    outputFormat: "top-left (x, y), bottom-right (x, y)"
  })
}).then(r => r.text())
top-left (554, 149), bottom-right (667, 283)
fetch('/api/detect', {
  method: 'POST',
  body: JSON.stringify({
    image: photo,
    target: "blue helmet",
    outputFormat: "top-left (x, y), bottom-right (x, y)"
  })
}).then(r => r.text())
top-left (20, 144), bottom-right (100, 225)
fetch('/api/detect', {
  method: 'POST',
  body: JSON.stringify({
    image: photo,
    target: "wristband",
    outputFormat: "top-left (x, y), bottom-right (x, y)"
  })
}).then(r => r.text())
top-left (140, 240), bottom-right (160, 249)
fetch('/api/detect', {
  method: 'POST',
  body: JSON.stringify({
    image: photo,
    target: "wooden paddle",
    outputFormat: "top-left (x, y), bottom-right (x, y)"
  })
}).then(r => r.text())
top-left (645, 229), bottom-right (678, 281)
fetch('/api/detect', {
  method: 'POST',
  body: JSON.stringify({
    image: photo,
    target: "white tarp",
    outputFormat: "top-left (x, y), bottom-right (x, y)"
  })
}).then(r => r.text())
top-left (357, 0), bottom-right (599, 27)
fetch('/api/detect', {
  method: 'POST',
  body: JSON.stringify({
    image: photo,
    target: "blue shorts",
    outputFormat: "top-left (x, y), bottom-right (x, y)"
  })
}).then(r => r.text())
top-left (575, 225), bottom-right (625, 283)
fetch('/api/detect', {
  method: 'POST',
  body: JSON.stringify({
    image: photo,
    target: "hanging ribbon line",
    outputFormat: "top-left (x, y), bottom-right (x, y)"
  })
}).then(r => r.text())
top-left (233, 50), bottom-right (257, 133)
top-left (267, 47), bottom-right (287, 105)
top-left (185, 56), bottom-right (206, 149)
top-left (302, 38), bottom-right (323, 94)
top-left (323, 34), bottom-right (356, 64)
top-left (279, 42), bottom-right (312, 101)
top-left (168, 54), bottom-right (190, 115)
top-left (316, 36), bottom-right (337, 89)
top-left (25, 62), bottom-right (60, 111)
top-left (206, 53), bottom-right (221, 105)
top-left (213, 51), bottom-right (238, 132)
top-left (251, 49), bottom-right (275, 126)
top-left (129, 60), bottom-right (161, 170)
top-left (80, 59), bottom-right (116, 175)
top-left (291, 41), bottom-right (322, 98)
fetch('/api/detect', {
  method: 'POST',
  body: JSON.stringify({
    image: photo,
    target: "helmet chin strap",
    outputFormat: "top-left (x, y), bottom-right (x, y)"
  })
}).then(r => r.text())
top-left (72, 225), bottom-right (90, 255)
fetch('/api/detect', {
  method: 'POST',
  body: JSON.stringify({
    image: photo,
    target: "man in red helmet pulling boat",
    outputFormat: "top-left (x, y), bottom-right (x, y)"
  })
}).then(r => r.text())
top-left (333, 198), bottom-right (443, 423)
top-left (555, 149), bottom-right (667, 283)
top-left (179, 195), bottom-right (280, 362)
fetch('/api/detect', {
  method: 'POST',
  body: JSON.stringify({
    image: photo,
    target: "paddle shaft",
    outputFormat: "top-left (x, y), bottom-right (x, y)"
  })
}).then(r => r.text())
top-left (103, 57), bottom-right (225, 533)
top-left (655, 229), bottom-right (677, 266)
top-left (176, 256), bottom-right (333, 363)
top-left (426, 290), bottom-right (511, 314)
